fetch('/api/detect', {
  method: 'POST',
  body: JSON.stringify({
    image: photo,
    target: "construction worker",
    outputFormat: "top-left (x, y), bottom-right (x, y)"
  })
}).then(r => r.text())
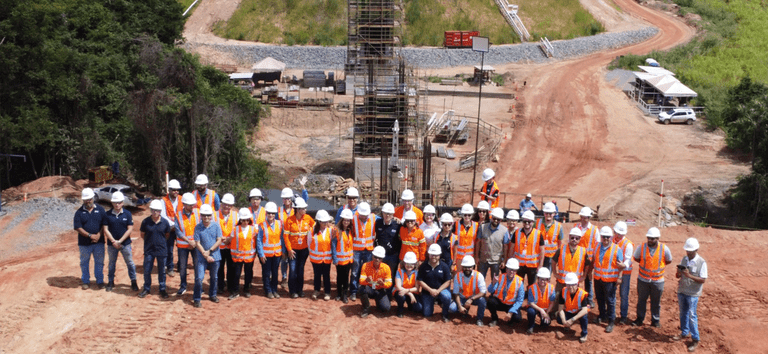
top-left (479, 168), bottom-right (500, 208)
top-left (474, 200), bottom-right (491, 224)
top-left (174, 192), bottom-right (199, 296)
top-left (394, 189), bottom-right (423, 224)
top-left (675, 237), bottom-right (707, 352)
top-left (486, 258), bottom-right (525, 327)
top-left (359, 246), bottom-right (392, 318)
top-left (399, 210), bottom-right (426, 263)
top-left (216, 193), bottom-right (238, 294)
top-left (349, 202), bottom-right (376, 301)
top-left (284, 197), bottom-right (315, 298)
top-left (519, 193), bottom-right (537, 214)
top-left (526, 267), bottom-right (557, 335)
top-left (248, 188), bottom-right (267, 225)
top-left (576, 206), bottom-right (599, 305)
top-left (310, 210), bottom-right (333, 301)
top-left (504, 210), bottom-right (520, 261)
top-left (434, 213), bottom-right (456, 267)
top-left (592, 226), bottom-right (625, 333)
top-left (257, 202), bottom-right (284, 299)
top-left (419, 204), bottom-right (440, 246)
top-left (553, 200), bottom-right (561, 221)
top-left (103, 191), bottom-right (137, 292)
top-left (511, 211), bottom-right (545, 287)
top-left (476, 207), bottom-right (509, 283)
top-left (193, 174), bottom-right (220, 211)
top-left (613, 221), bottom-right (634, 324)
top-left (192, 204), bottom-right (223, 308)
top-left (334, 187), bottom-right (359, 223)
top-left (552, 228), bottom-right (592, 295)
top-left (138, 200), bottom-right (172, 299)
top-left (632, 227), bottom-right (673, 328)
top-left (160, 179), bottom-right (182, 276)
top-left (417, 244), bottom-right (452, 321)
top-left (449, 255), bottom-right (487, 326)
top-left (394, 251), bottom-right (422, 317)
top-left (375, 203), bottom-right (401, 282)
top-left (277, 187), bottom-right (295, 291)
top-left (332, 209), bottom-right (354, 303)
top-left (557, 272), bottom-right (590, 343)
top-left (228, 208), bottom-right (256, 299)
top-left (537, 202), bottom-right (564, 271)
top-left (454, 204), bottom-right (478, 270)
top-left (74, 188), bottom-right (106, 290)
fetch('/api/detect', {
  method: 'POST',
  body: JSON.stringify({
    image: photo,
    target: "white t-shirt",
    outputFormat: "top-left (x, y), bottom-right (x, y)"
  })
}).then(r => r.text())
top-left (420, 222), bottom-right (441, 245)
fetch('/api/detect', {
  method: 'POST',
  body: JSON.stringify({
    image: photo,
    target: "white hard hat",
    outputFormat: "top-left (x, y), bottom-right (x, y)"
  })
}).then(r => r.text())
top-left (181, 193), bottom-right (197, 205)
top-left (613, 221), bottom-right (628, 235)
top-left (506, 210), bottom-right (520, 221)
top-left (249, 188), bottom-right (263, 198)
top-left (564, 272), bottom-right (579, 285)
top-left (357, 202), bottom-right (371, 216)
top-left (340, 209), bottom-right (354, 220)
top-left (490, 208), bottom-right (504, 220)
top-left (600, 226), bottom-right (614, 237)
top-left (683, 237), bottom-right (699, 251)
top-left (404, 210), bottom-right (417, 221)
top-left (477, 200), bottom-right (490, 211)
top-left (168, 179), bottom-right (181, 190)
top-left (536, 267), bottom-right (551, 279)
top-left (264, 202), bottom-right (278, 214)
top-left (439, 213), bottom-right (454, 224)
top-left (428, 243), bottom-right (442, 255)
top-left (401, 189), bottom-right (415, 201)
top-left (461, 255), bottom-right (476, 267)
top-left (460, 204), bottom-right (474, 215)
top-left (281, 188), bottom-right (293, 199)
top-left (221, 193), bottom-right (235, 205)
top-left (314, 209), bottom-right (331, 222)
top-left (569, 227), bottom-right (583, 237)
top-left (505, 258), bottom-right (520, 270)
top-left (579, 207), bottom-right (593, 217)
top-left (522, 210), bottom-right (535, 221)
top-left (81, 188), bottom-right (95, 200)
top-left (372, 246), bottom-right (386, 258)
top-left (482, 168), bottom-right (495, 181)
top-left (294, 197), bottom-right (308, 209)
top-left (238, 208), bottom-right (252, 220)
top-left (110, 191), bottom-right (125, 203)
top-left (423, 204), bottom-right (436, 214)
top-left (542, 202), bottom-right (556, 213)
top-left (149, 199), bottom-right (164, 210)
top-left (526, 193), bottom-right (532, 198)
top-left (346, 187), bottom-right (360, 198)
top-left (199, 204), bottom-right (213, 215)
top-left (646, 227), bottom-right (661, 238)
top-left (403, 251), bottom-right (418, 264)
top-left (381, 203), bottom-right (395, 214)
top-left (195, 174), bottom-right (209, 185)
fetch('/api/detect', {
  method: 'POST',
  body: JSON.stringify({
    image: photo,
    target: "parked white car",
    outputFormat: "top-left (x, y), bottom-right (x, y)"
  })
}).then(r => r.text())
top-left (93, 184), bottom-right (139, 207)
top-left (658, 108), bottom-right (696, 125)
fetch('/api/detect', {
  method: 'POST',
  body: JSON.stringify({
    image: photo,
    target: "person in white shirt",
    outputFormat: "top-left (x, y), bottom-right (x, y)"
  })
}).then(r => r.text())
top-left (612, 221), bottom-right (634, 325)
top-left (419, 205), bottom-right (441, 246)
top-left (675, 238), bottom-right (707, 352)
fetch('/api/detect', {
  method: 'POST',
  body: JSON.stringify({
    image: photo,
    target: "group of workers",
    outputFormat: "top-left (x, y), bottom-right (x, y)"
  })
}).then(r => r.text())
top-left (74, 170), bottom-right (705, 351)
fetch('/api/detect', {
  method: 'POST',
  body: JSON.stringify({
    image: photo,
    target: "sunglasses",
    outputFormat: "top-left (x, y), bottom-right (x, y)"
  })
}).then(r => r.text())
top-left (267, 212), bottom-right (276, 215)
top-left (523, 220), bottom-right (533, 224)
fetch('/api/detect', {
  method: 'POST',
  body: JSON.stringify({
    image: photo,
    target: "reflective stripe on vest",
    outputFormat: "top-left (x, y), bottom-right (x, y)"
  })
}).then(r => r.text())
top-left (231, 225), bottom-right (256, 262)
top-left (400, 227), bottom-right (425, 261)
top-left (457, 271), bottom-right (480, 298)
top-left (260, 221), bottom-right (283, 257)
top-left (481, 181), bottom-right (500, 208)
top-left (218, 210), bottom-right (238, 249)
top-left (638, 242), bottom-right (667, 281)
top-left (593, 244), bottom-right (620, 282)
top-left (250, 206), bottom-right (266, 225)
top-left (615, 237), bottom-right (633, 275)
top-left (529, 282), bottom-right (554, 309)
top-left (278, 206), bottom-right (294, 224)
top-left (556, 245), bottom-right (586, 283)
top-left (163, 195), bottom-right (182, 221)
top-left (564, 287), bottom-right (588, 314)
top-left (352, 214), bottom-right (375, 251)
top-left (194, 189), bottom-right (216, 210)
top-left (309, 227), bottom-right (332, 264)
top-left (397, 268), bottom-right (418, 291)
top-left (454, 221), bottom-right (477, 257)
top-left (335, 229), bottom-right (354, 265)
top-left (494, 273), bottom-right (523, 305)
top-left (537, 220), bottom-right (562, 257)
top-left (285, 214), bottom-right (313, 250)
top-left (176, 209), bottom-right (199, 248)
top-left (514, 228), bottom-right (542, 267)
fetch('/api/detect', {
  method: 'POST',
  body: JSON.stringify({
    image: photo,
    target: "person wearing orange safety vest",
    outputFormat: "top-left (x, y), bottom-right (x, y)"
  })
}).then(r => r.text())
top-left (216, 193), bottom-right (238, 294)
top-left (310, 210), bottom-right (334, 301)
top-left (228, 208), bottom-right (257, 299)
top-left (612, 221), bottom-right (634, 325)
top-left (174, 193), bottom-right (200, 296)
top-left (248, 188), bottom-right (267, 225)
top-left (192, 174), bottom-right (220, 211)
top-left (592, 226), bottom-right (625, 333)
top-left (160, 179), bottom-right (183, 276)
top-left (349, 202), bottom-right (377, 301)
top-left (537, 202), bottom-right (564, 272)
top-left (256, 202), bottom-right (284, 299)
top-left (552, 227), bottom-right (593, 295)
top-left (556, 272), bottom-right (590, 343)
top-left (486, 258), bottom-right (525, 327)
top-left (526, 267), bottom-right (557, 335)
top-left (576, 207), bottom-right (599, 306)
top-left (453, 204), bottom-right (478, 271)
top-left (284, 197), bottom-right (315, 298)
top-left (394, 251), bottom-right (423, 317)
top-left (504, 210), bottom-right (520, 262)
top-left (399, 210), bottom-right (426, 263)
top-left (394, 189), bottom-right (423, 224)
top-left (478, 168), bottom-right (500, 209)
top-left (632, 227), bottom-right (672, 328)
top-left (448, 255), bottom-right (488, 326)
top-left (332, 209), bottom-right (355, 303)
top-left (511, 211), bottom-right (546, 287)
top-left (359, 246), bottom-right (393, 318)
top-left (277, 187), bottom-right (296, 291)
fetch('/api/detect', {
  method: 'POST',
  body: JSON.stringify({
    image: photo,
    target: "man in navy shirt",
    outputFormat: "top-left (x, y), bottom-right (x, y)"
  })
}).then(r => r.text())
top-left (193, 204), bottom-right (223, 308)
top-left (103, 191), bottom-right (137, 292)
top-left (417, 244), bottom-right (453, 321)
top-left (375, 203), bottom-right (401, 281)
top-left (139, 200), bottom-right (172, 298)
top-left (73, 188), bottom-right (106, 290)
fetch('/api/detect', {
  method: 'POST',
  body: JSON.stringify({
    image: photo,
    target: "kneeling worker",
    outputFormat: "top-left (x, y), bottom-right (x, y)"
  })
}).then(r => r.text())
top-left (557, 272), bottom-right (590, 343)
top-left (394, 251), bottom-right (422, 317)
top-left (487, 258), bottom-right (525, 327)
top-left (526, 267), bottom-right (557, 334)
top-left (449, 256), bottom-right (488, 326)
top-left (360, 246), bottom-right (392, 318)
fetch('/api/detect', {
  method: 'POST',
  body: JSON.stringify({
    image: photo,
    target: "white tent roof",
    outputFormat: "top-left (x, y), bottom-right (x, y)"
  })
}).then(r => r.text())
top-left (252, 57), bottom-right (286, 72)
top-left (638, 65), bottom-right (676, 76)
top-left (640, 74), bottom-right (697, 98)
top-left (474, 65), bottom-right (495, 71)
top-left (633, 72), bottom-right (660, 81)
top-left (229, 73), bottom-right (254, 80)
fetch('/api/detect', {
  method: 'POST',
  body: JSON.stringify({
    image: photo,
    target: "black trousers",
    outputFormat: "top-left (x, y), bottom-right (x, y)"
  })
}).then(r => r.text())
top-left (229, 261), bottom-right (254, 292)
top-left (336, 263), bottom-right (352, 298)
top-left (217, 249), bottom-right (233, 291)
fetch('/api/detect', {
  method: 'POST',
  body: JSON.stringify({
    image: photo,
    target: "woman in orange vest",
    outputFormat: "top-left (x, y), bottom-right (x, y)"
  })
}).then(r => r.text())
top-left (454, 204), bottom-right (478, 270)
top-left (310, 210), bottom-right (334, 300)
top-left (332, 209), bottom-right (354, 303)
top-left (256, 202), bottom-right (284, 299)
top-left (217, 193), bottom-right (238, 295)
top-left (394, 251), bottom-right (422, 317)
top-left (284, 197), bottom-right (315, 298)
top-left (229, 208), bottom-right (256, 299)
top-left (399, 211), bottom-right (426, 263)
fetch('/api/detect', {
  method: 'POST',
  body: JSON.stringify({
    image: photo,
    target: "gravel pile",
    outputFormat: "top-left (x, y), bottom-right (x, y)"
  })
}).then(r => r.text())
top-left (0, 198), bottom-right (80, 258)
top-left (184, 27), bottom-right (658, 70)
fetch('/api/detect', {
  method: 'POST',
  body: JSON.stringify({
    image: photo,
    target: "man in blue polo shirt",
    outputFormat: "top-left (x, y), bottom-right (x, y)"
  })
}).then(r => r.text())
top-left (73, 188), bottom-right (106, 290)
top-left (139, 200), bottom-right (172, 298)
top-left (103, 191), bottom-right (138, 292)
top-left (417, 244), bottom-right (453, 321)
top-left (192, 204), bottom-right (223, 308)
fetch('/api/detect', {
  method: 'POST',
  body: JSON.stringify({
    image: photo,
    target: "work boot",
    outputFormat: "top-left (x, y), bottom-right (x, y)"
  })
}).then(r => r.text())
top-left (489, 320), bottom-right (498, 328)
top-left (619, 317), bottom-right (629, 325)
top-left (131, 280), bottom-right (139, 291)
top-left (176, 288), bottom-right (186, 296)
top-left (673, 334), bottom-right (690, 341)
top-left (228, 293), bottom-right (239, 300)
top-left (167, 269), bottom-right (175, 277)
top-left (350, 293), bottom-right (357, 301)
top-left (476, 320), bottom-right (484, 327)
top-left (267, 292), bottom-right (275, 299)
top-left (651, 320), bottom-right (661, 328)
top-left (311, 291), bottom-right (320, 300)
top-left (526, 328), bottom-right (534, 335)
top-left (138, 289), bottom-right (149, 298)
top-left (274, 292), bottom-right (281, 299)
top-left (579, 334), bottom-right (588, 343)
top-left (160, 290), bottom-right (169, 299)
top-left (81, 283), bottom-right (89, 290)
top-left (193, 301), bottom-right (202, 308)
top-left (106, 282), bottom-right (115, 292)
top-left (244, 291), bottom-right (251, 298)
top-left (97, 283), bottom-right (105, 290)
top-left (605, 321), bottom-right (615, 333)
top-left (631, 319), bottom-right (643, 327)
top-left (342, 295), bottom-right (349, 304)
top-left (210, 296), bottom-right (220, 303)
top-left (687, 340), bottom-right (699, 352)
top-left (593, 317), bottom-right (602, 325)
top-left (291, 293), bottom-right (299, 299)
top-left (360, 309), bottom-right (370, 318)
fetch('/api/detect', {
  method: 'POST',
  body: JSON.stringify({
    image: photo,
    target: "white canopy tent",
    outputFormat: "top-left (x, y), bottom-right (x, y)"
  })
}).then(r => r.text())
top-left (252, 57), bottom-right (286, 73)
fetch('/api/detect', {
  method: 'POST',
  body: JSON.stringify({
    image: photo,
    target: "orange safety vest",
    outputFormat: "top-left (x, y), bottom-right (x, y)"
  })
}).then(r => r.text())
top-left (176, 209), bottom-right (200, 249)
top-left (394, 205), bottom-right (424, 224)
top-left (309, 227), bottom-right (333, 264)
top-left (397, 268), bottom-right (419, 292)
top-left (556, 245), bottom-right (586, 284)
top-left (284, 214), bottom-right (314, 251)
top-left (217, 209), bottom-right (238, 250)
top-left (334, 228), bottom-right (354, 265)
top-left (480, 180), bottom-right (500, 208)
top-left (563, 287), bottom-right (588, 314)
top-left (352, 214), bottom-right (376, 251)
top-left (455, 270), bottom-right (481, 298)
top-left (360, 261), bottom-right (392, 289)
top-left (231, 225), bottom-right (256, 262)
top-left (494, 273), bottom-right (523, 305)
top-left (529, 282), bottom-right (554, 309)
top-left (537, 219), bottom-right (562, 258)
top-left (513, 228), bottom-right (542, 267)
top-left (399, 227), bottom-right (426, 261)
top-left (577, 223), bottom-right (599, 254)
top-left (593, 244), bottom-right (621, 282)
top-left (454, 221), bottom-right (478, 263)
top-left (163, 195), bottom-right (182, 221)
top-left (260, 220), bottom-right (283, 257)
top-left (193, 189), bottom-right (216, 210)
top-left (638, 242), bottom-right (667, 282)
top-left (250, 206), bottom-right (267, 225)
top-left (277, 206), bottom-right (294, 224)
top-left (614, 236), bottom-right (633, 275)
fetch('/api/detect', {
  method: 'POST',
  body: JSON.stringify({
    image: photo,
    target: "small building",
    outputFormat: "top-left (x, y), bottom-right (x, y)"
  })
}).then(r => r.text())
top-left (228, 73), bottom-right (255, 92)
top-left (627, 65), bottom-right (698, 115)
top-left (252, 57), bottom-right (285, 85)
top-left (473, 65), bottom-right (495, 84)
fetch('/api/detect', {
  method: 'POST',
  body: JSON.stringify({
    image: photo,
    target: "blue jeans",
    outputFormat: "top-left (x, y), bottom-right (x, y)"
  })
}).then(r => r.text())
top-left (280, 257), bottom-right (288, 280)
top-left (350, 250), bottom-right (372, 295)
top-left (594, 279), bottom-right (617, 322)
top-left (359, 285), bottom-right (391, 312)
top-left (165, 232), bottom-right (175, 271)
top-left (619, 273), bottom-right (631, 319)
top-left (289, 249), bottom-right (309, 295)
top-left (421, 289), bottom-right (452, 318)
top-left (79, 244), bottom-right (105, 284)
top-left (678, 293), bottom-right (700, 341)
top-left (449, 295), bottom-right (487, 321)
top-left (636, 280), bottom-right (664, 322)
top-left (177, 247), bottom-right (197, 291)
top-left (527, 307), bottom-right (553, 330)
top-left (107, 244), bottom-right (137, 283)
top-left (262, 256), bottom-right (281, 294)
top-left (585, 273), bottom-right (594, 304)
top-left (193, 256), bottom-right (219, 301)
top-left (558, 311), bottom-right (589, 337)
top-left (143, 254), bottom-right (167, 292)
top-left (394, 293), bottom-right (423, 314)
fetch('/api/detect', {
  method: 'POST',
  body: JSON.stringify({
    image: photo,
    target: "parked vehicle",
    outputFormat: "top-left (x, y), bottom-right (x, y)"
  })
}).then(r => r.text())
top-left (93, 184), bottom-right (141, 207)
top-left (658, 108), bottom-right (696, 125)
